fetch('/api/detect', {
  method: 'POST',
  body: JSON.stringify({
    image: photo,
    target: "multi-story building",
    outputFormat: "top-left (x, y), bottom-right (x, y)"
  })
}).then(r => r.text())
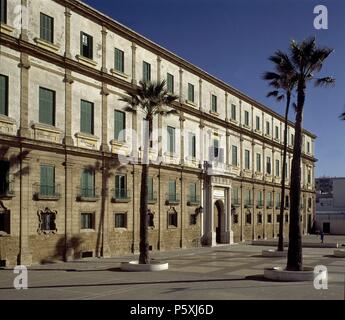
top-left (0, 0), bottom-right (316, 267)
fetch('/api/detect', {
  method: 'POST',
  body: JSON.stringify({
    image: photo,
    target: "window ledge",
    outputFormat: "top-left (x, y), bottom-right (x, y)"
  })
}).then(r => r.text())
top-left (0, 231), bottom-right (10, 237)
top-left (0, 23), bottom-right (14, 35)
top-left (80, 229), bottom-right (96, 233)
top-left (229, 118), bottom-right (238, 124)
top-left (0, 114), bottom-right (15, 125)
top-left (76, 55), bottom-right (98, 67)
top-left (210, 110), bottom-right (220, 116)
top-left (111, 197), bottom-right (131, 203)
top-left (75, 132), bottom-right (99, 142)
top-left (242, 124), bottom-right (251, 130)
top-left (185, 100), bottom-right (197, 107)
top-left (34, 194), bottom-right (60, 201)
top-left (110, 68), bottom-right (128, 79)
top-left (34, 38), bottom-right (60, 52)
top-left (0, 114), bottom-right (16, 135)
top-left (254, 129), bottom-right (262, 134)
top-left (274, 138), bottom-right (280, 143)
top-left (0, 192), bottom-right (15, 199)
top-left (110, 139), bottom-right (127, 147)
top-left (166, 200), bottom-right (180, 206)
top-left (32, 122), bottom-right (62, 134)
top-left (77, 195), bottom-right (100, 202)
top-left (264, 134), bottom-right (272, 139)
top-left (32, 122), bottom-right (62, 143)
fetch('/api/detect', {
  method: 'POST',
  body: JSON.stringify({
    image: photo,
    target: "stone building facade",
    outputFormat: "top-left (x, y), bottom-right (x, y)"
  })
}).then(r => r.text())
top-left (0, 0), bottom-right (316, 266)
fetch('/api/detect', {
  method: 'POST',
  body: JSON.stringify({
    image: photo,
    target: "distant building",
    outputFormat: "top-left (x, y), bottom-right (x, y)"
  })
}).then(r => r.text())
top-left (315, 177), bottom-right (345, 234)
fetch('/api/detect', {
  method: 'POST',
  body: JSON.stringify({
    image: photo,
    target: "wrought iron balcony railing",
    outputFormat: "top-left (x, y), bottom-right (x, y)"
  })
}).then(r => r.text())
top-left (77, 187), bottom-right (100, 202)
top-left (187, 194), bottom-right (200, 206)
top-left (33, 183), bottom-right (60, 200)
top-left (0, 181), bottom-right (15, 199)
top-left (111, 188), bottom-right (131, 203)
top-left (165, 193), bottom-right (180, 205)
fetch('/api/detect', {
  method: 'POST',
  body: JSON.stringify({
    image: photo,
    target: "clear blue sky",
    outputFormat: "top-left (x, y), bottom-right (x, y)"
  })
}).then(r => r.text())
top-left (84, 0), bottom-right (345, 177)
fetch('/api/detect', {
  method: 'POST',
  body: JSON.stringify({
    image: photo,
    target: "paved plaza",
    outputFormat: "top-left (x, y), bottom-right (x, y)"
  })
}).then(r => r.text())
top-left (0, 237), bottom-right (344, 300)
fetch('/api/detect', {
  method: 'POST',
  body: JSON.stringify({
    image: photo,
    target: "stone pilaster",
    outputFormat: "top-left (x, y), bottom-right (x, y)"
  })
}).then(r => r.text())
top-left (101, 157), bottom-right (111, 257)
top-left (64, 8), bottom-right (72, 59)
top-left (225, 92), bottom-right (229, 121)
top-left (199, 120), bottom-right (205, 164)
top-left (100, 85), bottom-right (110, 152)
top-left (226, 129), bottom-right (230, 165)
top-left (63, 71), bottom-right (74, 145)
top-left (179, 113), bottom-right (185, 165)
top-left (179, 67), bottom-right (183, 103)
top-left (101, 26), bottom-right (108, 73)
top-left (131, 42), bottom-right (137, 85)
top-left (19, 153), bottom-right (32, 265)
top-left (240, 184), bottom-right (244, 241)
top-left (64, 159), bottom-right (74, 261)
top-left (19, 54), bottom-right (31, 138)
top-left (157, 56), bottom-right (161, 81)
top-left (199, 78), bottom-right (202, 111)
top-left (20, 0), bottom-right (29, 41)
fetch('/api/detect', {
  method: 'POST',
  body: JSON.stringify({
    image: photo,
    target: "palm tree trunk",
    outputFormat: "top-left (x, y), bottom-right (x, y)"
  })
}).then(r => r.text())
top-left (138, 118), bottom-right (150, 264)
top-left (278, 93), bottom-right (291, 251)
top-left (287, 80), bottom-right (305, 271)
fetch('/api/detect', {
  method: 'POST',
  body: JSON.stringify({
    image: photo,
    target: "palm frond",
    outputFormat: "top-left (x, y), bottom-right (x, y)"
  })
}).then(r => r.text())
top-left (314, 76), bottom-right (335, 87)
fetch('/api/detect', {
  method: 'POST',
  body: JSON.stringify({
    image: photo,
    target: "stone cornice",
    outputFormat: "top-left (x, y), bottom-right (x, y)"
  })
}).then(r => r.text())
top-left (52, 0), bottom-right (316, 140)
top-left (0, 32), bottom-right (316, 164)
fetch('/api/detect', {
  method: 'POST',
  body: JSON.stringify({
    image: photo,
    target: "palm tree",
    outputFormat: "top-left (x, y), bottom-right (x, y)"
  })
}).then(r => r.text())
top-left (340, 108), bottom-right (345, 120)
top-left (120, 80), bottom-right (178, 264)
top-left (285, 37), bottom-right (334, 271)
top-left (263, 51), bottom-right (297, 252)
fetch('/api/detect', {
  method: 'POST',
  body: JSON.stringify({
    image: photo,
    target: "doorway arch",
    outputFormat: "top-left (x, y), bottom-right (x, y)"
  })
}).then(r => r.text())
top-left (214, 200), bottom-right (225, 244)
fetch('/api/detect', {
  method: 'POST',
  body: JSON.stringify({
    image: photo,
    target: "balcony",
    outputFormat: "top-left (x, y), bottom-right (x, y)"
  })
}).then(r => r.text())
top-left (187, 194), bottom-right (200, 206)
top-left (33, 183), bottom-right (60, 201)
top-left (77, 187), bottom-right (100, 202)
top-left (148, 191), bottom-right (157, 204)
top-left (266, 201), bottom-right (274, 209)
top-left (256, 200), bottom-right (264, 209)
top-left (111, 188), bottom-right (131, 203)
top-left (0, 181), bottom-right (15, 199)
top-left (244, 200), bottom-right (253, 209)
top-left (165, 193), bottom-right (180, 205)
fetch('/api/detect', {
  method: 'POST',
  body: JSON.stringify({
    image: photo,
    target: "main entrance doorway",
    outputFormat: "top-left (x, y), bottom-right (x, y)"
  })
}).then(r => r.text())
top-left (214, 200), bottom-right (224, 244)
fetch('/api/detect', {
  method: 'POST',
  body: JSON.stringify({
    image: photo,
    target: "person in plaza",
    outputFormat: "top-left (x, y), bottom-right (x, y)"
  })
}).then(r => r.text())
top-left (320, 231), bottom-right (325, 243)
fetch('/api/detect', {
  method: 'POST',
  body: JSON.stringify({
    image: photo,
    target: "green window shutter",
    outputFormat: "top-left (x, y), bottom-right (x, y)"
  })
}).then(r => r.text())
top-left (81, 170), bottom-right (94, 197)
top-left (88, 35), bottom-right (93, 59)
top-left (231, 104), bottom-right (236, 120)
top-left (0, 0), bottom-right (7, 24)
top-left (80, 100), bottom-right (93, 134)
top-left (232, 146), bottom-right (237, 166)
top-left (147, 177), bottom-right (153, 195)
top-left (245, 150), bottom-right (250, 169)
top-left (40, 165), bottom-right (54, 195)
top-left (167, 73), bottom-right (174, 93)
top-left (276, 160), bottom-right (280, 176)
top-left (189, 133), bottom-right (196, 157)
top-left (256, 154), bottom-right (261, 172)
top-left (245, 111), bottom-right (249, 125)
top-left (189, 183), bottom-right (196, 199)
top-left (39, 87), bottom-right (55, 125)
top-left (114, 110), bottom-right (125, 141)
top-left (0, 74), bottom-right (8, 116)
top-left (256, 116), bottom-right (260, 130)
top-left (143, 61), bottom-right (151, 82)
top-left (167, 126), bottom-right (175, 153)
top-left (168, 180), bottom-right (176, 198)
top-left (212, 95), bottom-right (217, 112)
top-left (188, 83), bottom-right (194, 102)
top-left (40, 13), bottom-right (53, 43)
top-left (115, 48), bottom-right (124, 73)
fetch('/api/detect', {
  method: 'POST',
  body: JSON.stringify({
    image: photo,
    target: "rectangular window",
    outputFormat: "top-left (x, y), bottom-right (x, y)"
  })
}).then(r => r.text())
top-left (266, 121), bottom-right (270, 135)
top-left (81, 213), bottom-right (94, 229)
top-left (80, 169), bottom-right (95, 197)
top-left (275, 126), bottom-right (279, 139)
top-left (189, 183), bottom-right (197, 203)
top-left (168, 209), bottom-right (178, 227)
top-left (115, 213), bottom-right (127, 228)
top-left (285, 162), bottom-right (288, 178)
top-left (211, 94), bottom-right (217, 113)
top-left (308, 169), bottom-right (311, 184)
top-left (114, 48), bottom-right (124, 73)
top-left (0, 0), bottom-right (7, 24)
top-left (167, 73), bottom-right (174, 94)
top-left (188, 83), bottom-right (194, 102)
top-left (256, 116), bottom-right (260, 131)
top-left (232, 146), bottom-right (238, 166)
top-left (80, 32), bottom-right (93, 59)
top-left (267, 214), bottom-right (272, 223)
top-left (80, 100), bottom-right (94, 134)
top-left (0, 74), bottom-right (8, 116)
top-left (307, 142), bottom-right (310, 153)
top-left (267, 192), bottom-right (273, 208)
top-left (245, 149), bottom-right (250, 170)
top-left (114, 110), bottom-right (125, 141)
top-left (40, 165), bottom-right (55, 196)
top-left (40, 13), bottom-right (54, 43)
top-left (168, 180), bottom-right (177, 201)
top-left (276, 193), bottom-right (281, 208)
top-left (291, 134), bottom-right (294, 146)
top-left (39, 87), bottom-right (55, 126)
top-left (0, 210), bottom-right (10, 234)
top-left (143, 61), bottom-right (151, 82)
top-left (266, 156), bottom-right (271, 174)
top-left (167, 126), bottom-right (175, 154)
top-left (115, 174), bottom-right (127, 199)
top-left (148, 177), bottom-right (154, 200)
top-left (256, 153), bottom-right (261, 172)
top-left (275, 159), bottom-right (280, 177)
top-left (213, 139), bottom-right (220, 159)
top-left (244, 111), bottom-right (249, 126)
top-left (189, 132), bottom-right (196, 158)
top-left (231, 104), bottom-right (236, 120)
top-left (231, 187), bottom-right (239, 205)
top-left (244, 189), bottom-right (252, 207)
top-left (257, 191), bottom-right (264, 207)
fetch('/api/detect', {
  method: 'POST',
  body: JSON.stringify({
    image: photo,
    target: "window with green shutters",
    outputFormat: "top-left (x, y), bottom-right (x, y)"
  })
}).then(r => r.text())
top-left (167, 73), bottom-right (174, 94)
top-left (244, 189), bottom-right (252, 207)
top-left (256, 153), bottom-right (261, 172)
top-left (81, 169), bottom-right (95, 197)
top-left (231, 187), bottom-right (239, 205)
top-left (115, 174), bottom-right (126, 199)
top-left (143, 61), bottom-right (151, 82)
top-left (266, 121), bottom-right (270, 135)
top-left (276, 193), bottom-right (281, 208)
top-left (0, 74), bottom-right (8, 116)
top-left (266, 156), bottom-right (271, 174)
top-left (275, 126), bottom-right (279, 139)
top-left (256, 116), bottom-right (260, 130)
top-left (244, 110), bottom-right (249, 126)
top-left (232, 145), bottom-right (238, 166)
top-left (0, 0), bottom-right (7, 24)
top-left (188, 83), bottom-right (194, 102)
top-left (307, 141), bottom-right (310, 153)
top-left (231, 104), bottom-right (236, 120)
top-left (80, 100), bottom-right (94, 134)
top-left (114, 110), bottom-right (125, 141)
top-left (211, 94), bottom-right (217, 113)
top-left (189, 132), bottom-right (196, 158)
top-left (147, 177), bottom-right (154, 200)
top-left (114, 48), bottom-right (124, 73)
top-left (275, 159), bottom-right (280, 177)
top-left (213, 139), bottom-right (219, 158)
top-left (39, 87), bottom-right (55, 126)
top-left (267, 192), bottom-right (273, 207)
top-left (167, 126), bottom-right (175, 154)
top-left (189, 183), bottom-right (197, 203)
top-left (257, 191), bottom-right (264, 207)
top-left (245, 149), bottom-right (250, 169)
top-left (40, 13), bottom-right (54, 43)
top-left (168, 180), bottom-right (176, 201)
top-left (40, 165), bottom-right (55, 196)
top-left (80, 32), bottom-right (93, 59)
